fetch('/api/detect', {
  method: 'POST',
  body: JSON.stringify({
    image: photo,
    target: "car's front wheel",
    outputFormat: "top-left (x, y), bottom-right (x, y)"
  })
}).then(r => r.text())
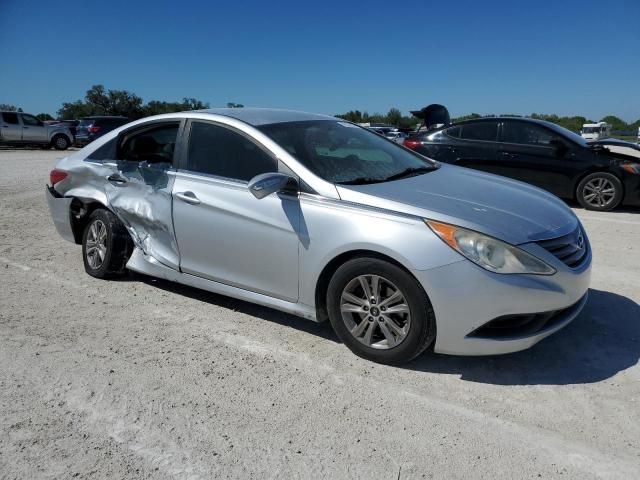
top-left (51, 134), bottom-right (70, 150)
top-left (82, 209), bottom-right (133, 279)
top-left (327, 257), bottom-right (436, 365)
top-left (576, 172), bottom-right (623, 211)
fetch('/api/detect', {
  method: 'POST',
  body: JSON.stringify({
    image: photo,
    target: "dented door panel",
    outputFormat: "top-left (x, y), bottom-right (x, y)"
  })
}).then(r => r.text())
top-left (103, 160), bottom-right (180, 269)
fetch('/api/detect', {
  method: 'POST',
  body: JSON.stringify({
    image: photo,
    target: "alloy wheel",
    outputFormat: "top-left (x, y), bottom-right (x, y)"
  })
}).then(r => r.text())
top-left (583, 178), bottom-right (616, 208)
top-left (85, 220), bottom-right (107, 269)
top-left (340, 274), bottom-right (411, 349)
top-left (55, 137), bottom-right (67, 149)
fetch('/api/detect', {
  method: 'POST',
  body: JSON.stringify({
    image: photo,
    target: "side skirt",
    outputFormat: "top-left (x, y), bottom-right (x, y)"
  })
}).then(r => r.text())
top-left (126, 247), bottom-right (318, 322)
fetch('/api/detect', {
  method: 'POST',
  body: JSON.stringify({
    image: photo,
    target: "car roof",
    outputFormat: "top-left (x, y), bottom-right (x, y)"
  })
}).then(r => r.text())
top-left (450, 117), bottom-right (556, 127)
top-left (195, 108), bottom-right (336, 126)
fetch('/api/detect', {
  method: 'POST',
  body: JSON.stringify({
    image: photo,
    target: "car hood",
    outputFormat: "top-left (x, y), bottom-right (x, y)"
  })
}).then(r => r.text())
top-left (336, 164), bottom-right (579, 245)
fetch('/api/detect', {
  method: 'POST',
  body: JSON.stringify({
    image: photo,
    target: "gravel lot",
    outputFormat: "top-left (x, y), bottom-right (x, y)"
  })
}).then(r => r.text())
top-left (1, 149), bottom-right (639, 480)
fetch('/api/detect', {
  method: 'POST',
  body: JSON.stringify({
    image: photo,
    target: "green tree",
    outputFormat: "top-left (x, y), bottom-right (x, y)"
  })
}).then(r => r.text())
top-left (226, 102), bottom-right (244, 108)
top-left (58, 85), bottom-right (209, 120)
top-left (36, 113), bottom-right (54, 121)
top-left (0, 104), bottom-right (21, 112)
top-left (386, 108), bottom-right (402, 126)
top-left (600, 115), bottom-right (628, 131)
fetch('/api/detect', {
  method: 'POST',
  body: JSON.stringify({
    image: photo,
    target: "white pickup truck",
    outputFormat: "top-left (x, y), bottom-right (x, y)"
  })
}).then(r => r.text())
top-left (1, 111), bottom-right (73, 150)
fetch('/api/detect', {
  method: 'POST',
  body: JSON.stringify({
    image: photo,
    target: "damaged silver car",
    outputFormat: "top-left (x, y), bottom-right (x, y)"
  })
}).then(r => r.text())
top-left (46, 109), bottom-right (591, 364)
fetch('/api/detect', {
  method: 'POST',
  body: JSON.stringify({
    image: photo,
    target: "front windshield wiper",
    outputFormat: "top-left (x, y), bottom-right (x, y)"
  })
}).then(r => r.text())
top-left (383, 166), bottom-right (436, 182)
top-left (337, 177), bottom-right (385, 185)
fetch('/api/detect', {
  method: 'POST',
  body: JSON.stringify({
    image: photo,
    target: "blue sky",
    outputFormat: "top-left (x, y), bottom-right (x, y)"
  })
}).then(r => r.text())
top-left (1, 0), bottom-right (638, 121)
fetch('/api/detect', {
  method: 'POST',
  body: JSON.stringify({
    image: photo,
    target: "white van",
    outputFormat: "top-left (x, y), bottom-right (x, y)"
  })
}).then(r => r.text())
top-left (581, 122), bottom-right (611, 141)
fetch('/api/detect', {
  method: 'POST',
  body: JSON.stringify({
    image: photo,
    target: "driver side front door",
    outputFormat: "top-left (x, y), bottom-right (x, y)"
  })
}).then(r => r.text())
top-left (172, 120), bottom-right (301, 302)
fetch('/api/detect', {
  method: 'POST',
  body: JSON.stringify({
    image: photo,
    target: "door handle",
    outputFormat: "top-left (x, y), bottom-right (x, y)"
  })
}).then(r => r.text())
top-left (23, 126), bottom-right (29, 129)
top-left (447, 146), bottom-right (457, 152)
top-left (175, 191), bottom-right (201, 205)
top-left (107, 174), bottom-right (127, 184)
top-left (499, 151), bottom-right (517, 158)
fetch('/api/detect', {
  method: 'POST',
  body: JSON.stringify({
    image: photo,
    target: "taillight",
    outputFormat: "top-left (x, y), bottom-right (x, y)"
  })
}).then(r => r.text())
top-left (403, 138), bottom-right (422, 150)
top-left (49, 169), bottom-right (67, 186)
top-left (87, 125), bottom-right (101, 133)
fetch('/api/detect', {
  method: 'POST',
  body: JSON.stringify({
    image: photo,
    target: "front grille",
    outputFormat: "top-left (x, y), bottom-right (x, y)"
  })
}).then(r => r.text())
top-left (536, 227), bottom-right (588, 268)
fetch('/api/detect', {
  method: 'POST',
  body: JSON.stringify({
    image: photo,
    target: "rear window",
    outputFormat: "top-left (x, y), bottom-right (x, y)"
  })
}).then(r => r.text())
top-left (79, 119), bottom-right (94, 127)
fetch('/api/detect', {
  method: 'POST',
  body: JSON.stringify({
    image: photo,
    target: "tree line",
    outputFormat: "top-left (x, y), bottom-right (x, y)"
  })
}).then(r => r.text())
top-left (3, 87), bottom-right (639, 134)
top-left (1, 85), bottom-right (244, 121)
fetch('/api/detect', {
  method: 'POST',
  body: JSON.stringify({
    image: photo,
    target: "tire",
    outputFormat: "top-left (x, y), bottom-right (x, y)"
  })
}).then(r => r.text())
top-left (327, 257), bottom-right (436, 365)
top-left (51, 134), bottom-right (70, 150)
top-left (82, 209), bottom-right (133, 279)
top-left (576, 172), bottom-right (623, 211)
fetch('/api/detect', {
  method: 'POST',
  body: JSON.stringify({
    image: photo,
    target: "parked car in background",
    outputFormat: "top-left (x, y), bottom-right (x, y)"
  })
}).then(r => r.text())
top-left (46, 108), bottom-right (590, 364)
top-left (57, 119), bottom-right (80, 139)
top-left (75, 116), bottom-right (129, 146)
top-left (0, 111), bottom-right (73, 150)
top-left (404, 117), bottom-right (640, 211)
top-left (385, 131), bottom-right (407, 144)
top-left (581, 121), bottom-right (611, 141)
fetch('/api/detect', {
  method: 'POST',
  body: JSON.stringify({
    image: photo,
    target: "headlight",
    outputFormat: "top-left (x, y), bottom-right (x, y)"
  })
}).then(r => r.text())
top-left (425, 220), bottom-right (556, 275)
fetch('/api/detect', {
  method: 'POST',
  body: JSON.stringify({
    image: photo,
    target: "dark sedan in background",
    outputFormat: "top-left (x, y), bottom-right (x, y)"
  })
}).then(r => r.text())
top-left (75, 116), bottom-right (129, 147)
top-left (404, 117), bottom-right (640, 211)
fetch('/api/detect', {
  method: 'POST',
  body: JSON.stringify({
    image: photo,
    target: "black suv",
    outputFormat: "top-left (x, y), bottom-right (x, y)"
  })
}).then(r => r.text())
top-left (404, 117), bottom-right (640, 211)
top-left (75, 116), bottom-right (129, 146)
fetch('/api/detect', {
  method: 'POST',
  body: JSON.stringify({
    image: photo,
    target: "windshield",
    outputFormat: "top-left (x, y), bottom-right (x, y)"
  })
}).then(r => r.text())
top-left (258, 120), bottom-right (437, 184)
top-left (582, 127), bottom-right (601, 133)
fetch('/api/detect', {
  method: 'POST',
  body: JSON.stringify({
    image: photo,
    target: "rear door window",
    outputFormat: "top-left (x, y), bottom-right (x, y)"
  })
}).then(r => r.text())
top-left (460, 122), bottom-right (498, 141)
top-left (186, 121), bottom-right (276, 182)
top-left (2, 112), bottom-right (19, 124)
top-left (118, 123), bottom-right (179, 165)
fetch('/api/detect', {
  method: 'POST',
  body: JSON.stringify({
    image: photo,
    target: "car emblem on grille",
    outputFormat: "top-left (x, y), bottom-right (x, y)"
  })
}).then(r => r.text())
top-left (575, 231), bottom-right (584, 250)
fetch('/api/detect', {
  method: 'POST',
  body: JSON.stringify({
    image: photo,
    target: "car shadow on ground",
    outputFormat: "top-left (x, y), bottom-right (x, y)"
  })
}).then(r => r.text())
top-left (405, 289), bottom-right (640, 385)
top-left (134, 273), bottom-right (339, 342)
top-left (133, 275), bottom-right (638, 386)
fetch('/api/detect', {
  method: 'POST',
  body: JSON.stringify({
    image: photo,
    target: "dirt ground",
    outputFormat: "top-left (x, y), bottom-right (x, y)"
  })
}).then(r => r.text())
top-left (1, 149), bottom-right (639, 479)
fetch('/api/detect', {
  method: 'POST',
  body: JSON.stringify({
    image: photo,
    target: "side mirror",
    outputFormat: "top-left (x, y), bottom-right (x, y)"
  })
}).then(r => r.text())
top-left (248, 172), bottom-right (297, 199)
top-left (549, 139), bottom-right (569, 157)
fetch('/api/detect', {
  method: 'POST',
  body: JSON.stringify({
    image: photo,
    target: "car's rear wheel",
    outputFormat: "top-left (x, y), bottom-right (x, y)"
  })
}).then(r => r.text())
top-left (576, 172), bottom-right (623, 211)
top-left (51, 134), bottom-right (70, 150)
top-left (82, 209), bottom-right (133, 279)
top-left (327, 257), bottom-right (436, 365)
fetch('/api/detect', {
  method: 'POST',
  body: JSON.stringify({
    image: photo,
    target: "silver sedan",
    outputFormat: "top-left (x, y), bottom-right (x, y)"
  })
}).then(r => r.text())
top-left (46, 109), bottom-right (591, 364)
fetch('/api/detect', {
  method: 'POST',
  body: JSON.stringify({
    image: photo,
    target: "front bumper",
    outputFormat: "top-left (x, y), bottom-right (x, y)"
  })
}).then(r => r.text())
top-left (412, 246), bottom-right (591, 356)
top-left (45, 186), bottom-right (75, 243)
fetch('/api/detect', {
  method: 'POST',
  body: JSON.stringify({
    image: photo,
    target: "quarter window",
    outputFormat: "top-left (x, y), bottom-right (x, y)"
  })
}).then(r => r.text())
top-left (444, 126), bottom-right (461, 138)
top-left (503, 122), bottom-right (556, 146)
top-left (460, 122), bottom-right (498, 141)
top-left (186, 122), bottom-right (276, 181)
top-left (2, 112), bottom-right (19, 124)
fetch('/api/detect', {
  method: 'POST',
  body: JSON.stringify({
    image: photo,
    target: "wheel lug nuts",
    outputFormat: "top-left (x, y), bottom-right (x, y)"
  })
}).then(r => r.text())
top-left (371, 299), bottom-right (376, 305)
top-left (368, 317), bottom-right (373, 322)
top-left (363, 306), bottom-right (369, 311)
top-left (381, 306), bottom-right (386, 311)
